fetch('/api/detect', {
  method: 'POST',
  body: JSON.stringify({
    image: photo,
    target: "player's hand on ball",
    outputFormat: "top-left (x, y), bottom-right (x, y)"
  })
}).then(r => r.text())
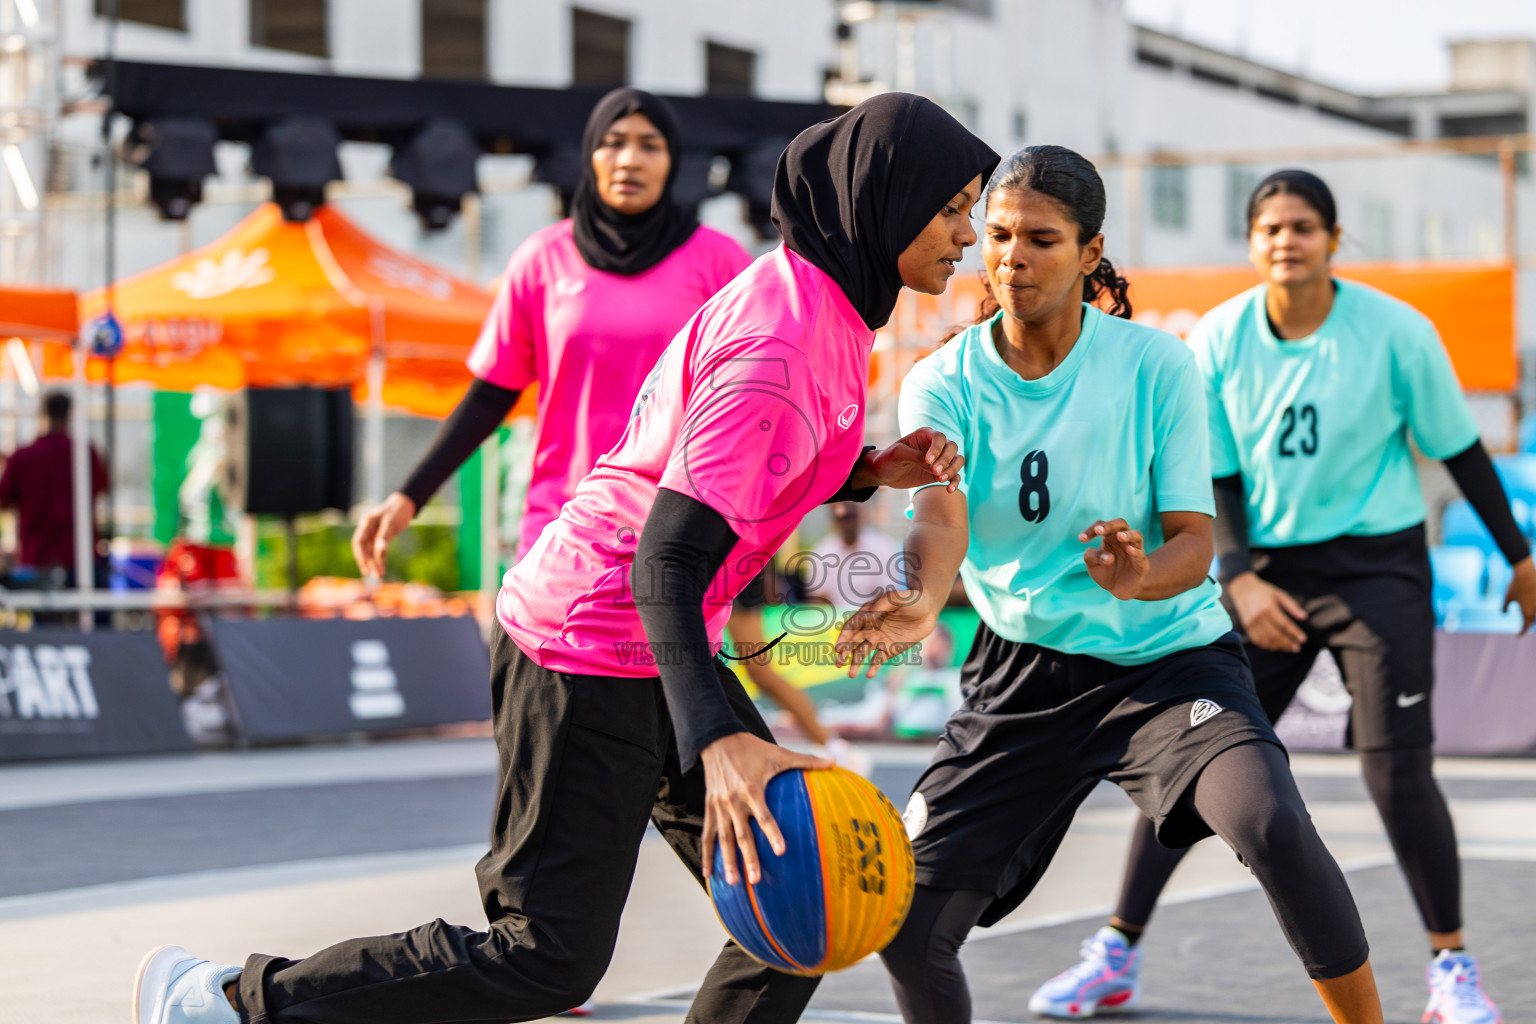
top-left (1080, 519), bottom-right (1149, 600)
top-left (834, 589), bottom-right (937, 679)
top-left (701, 733), bottom-right (832, 886)
top-left (351, 491), bottom-right (417, 578)
top-left (868, 427), bottom-right (965, 493)
top-left (1227, 572), bottom-right (1309, 652)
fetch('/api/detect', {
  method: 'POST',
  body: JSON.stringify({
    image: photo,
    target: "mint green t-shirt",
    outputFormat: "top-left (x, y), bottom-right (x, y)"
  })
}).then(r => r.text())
top-left (1189, 280), bottom-right (1480, 548)
top-left (899, 305), bottom-right (1232, 666)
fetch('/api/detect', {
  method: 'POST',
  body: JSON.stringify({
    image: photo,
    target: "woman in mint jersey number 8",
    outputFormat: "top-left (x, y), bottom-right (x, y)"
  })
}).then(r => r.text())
top-left (836, 147), bottom-right (1387, 1024)
top-left (1033, 169), bottom-right (1536, 1024)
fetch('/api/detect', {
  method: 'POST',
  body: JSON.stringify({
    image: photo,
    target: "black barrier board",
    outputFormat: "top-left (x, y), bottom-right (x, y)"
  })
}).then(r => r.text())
top-left (208, 617), bottom-right (491, 742)
top-left (0, 630), bottom-right (192, 761)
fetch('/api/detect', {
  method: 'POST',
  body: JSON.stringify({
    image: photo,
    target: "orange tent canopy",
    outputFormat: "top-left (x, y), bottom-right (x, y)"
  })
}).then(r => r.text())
top-left (0, 284), bottom-right (78, 339)
top-left (44, 203), bottom-right (495, 417)
top-left (881, 261), bottom-right (1517, 392)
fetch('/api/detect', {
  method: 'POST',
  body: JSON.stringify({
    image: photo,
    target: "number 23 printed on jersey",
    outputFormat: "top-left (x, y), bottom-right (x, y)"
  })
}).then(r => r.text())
top-left (1278, 403), bottom-right (1318, 458)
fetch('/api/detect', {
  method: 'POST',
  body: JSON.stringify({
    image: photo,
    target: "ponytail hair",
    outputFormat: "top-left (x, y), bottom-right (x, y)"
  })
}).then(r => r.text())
top-left (1084, 256), bottom-right (1132, 319)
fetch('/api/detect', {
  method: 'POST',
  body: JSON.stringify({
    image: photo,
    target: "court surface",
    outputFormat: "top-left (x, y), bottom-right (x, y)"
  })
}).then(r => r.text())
top-left (4, 737), bottom-right (1533, 1023)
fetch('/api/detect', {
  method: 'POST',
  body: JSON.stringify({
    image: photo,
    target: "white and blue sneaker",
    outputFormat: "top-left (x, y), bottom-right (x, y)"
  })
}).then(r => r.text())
top-left (133, 945), bottom-right (243, 1024)
top-left (1423, 950), bottom-right (1500, 1024)
top-left (1028, 926), bottom-right (1142, 1019)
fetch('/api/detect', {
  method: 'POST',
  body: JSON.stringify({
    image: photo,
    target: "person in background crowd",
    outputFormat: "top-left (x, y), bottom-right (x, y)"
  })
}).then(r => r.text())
top-left (729, 560), bottom-right (874, 776)
top-left (351, 87), bottom-right (751, 578)
top-left (806, 501), bottom-right (905, 611)
top-left (0, 391), bottom-right (107, 593)
top-left (1033, 168), bottom-right (1535, 1024)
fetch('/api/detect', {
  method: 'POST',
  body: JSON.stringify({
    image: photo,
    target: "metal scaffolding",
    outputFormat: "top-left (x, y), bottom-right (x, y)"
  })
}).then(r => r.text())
top-left (0, 0), bottom-right (55, 284)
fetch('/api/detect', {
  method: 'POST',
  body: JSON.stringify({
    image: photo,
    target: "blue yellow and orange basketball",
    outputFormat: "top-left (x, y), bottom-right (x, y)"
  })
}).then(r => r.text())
top-left (708, 766), bottom-right (915, 976)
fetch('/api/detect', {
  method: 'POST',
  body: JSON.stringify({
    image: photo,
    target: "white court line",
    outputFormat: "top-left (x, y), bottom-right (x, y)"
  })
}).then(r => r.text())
top-left (624, 854), bottom-right (1401, 1005)
top-left (0, 738), bottom-right (499, 811)
top-left (623, 847), bottom-right (1536, 1007)
top-left (5, 822), bottom-right (1532, 927)
top-left (4, 742), bottom-right (1533, 813)
top-left (632, 1001), bottom-right (1011, 1024)
top-left (1288, 753), bottom-right (1536, 780)
top-left (0, 843), bottom-right (486, 922)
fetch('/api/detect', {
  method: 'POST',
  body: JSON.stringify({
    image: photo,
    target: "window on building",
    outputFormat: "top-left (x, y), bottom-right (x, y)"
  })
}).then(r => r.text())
top-left (705, 42), bottom-right (755, 96)
top-left (1150, 163), bottom-right (1187, 229)
top-left (95, 0), bottom-right (185, 31)
top-left (250, 0), bottom-right (329, 58)
top-left (1225, 166), bottom-right (1259, 241)
top-left (422, 0), bottom-right (486, 79)
top-left (572, 8), bottom-right (629, 88)
top-left (1360, 199), bottom-right (1394, 259)
top-left (1420, 210), bottom-right (1449, 259)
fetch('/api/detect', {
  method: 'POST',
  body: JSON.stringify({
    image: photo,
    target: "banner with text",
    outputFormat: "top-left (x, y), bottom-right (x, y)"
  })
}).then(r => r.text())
top-left (0, 630), bottom-right (192, 761)
top-left (208, 616), bottom-right (491, 743)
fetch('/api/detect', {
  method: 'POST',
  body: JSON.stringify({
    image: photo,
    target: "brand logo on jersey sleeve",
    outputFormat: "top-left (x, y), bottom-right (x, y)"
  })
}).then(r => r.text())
top-left (1189, 699), bottom-right (1224, 728)
top-left (838, 403), bottom-right (859, 430)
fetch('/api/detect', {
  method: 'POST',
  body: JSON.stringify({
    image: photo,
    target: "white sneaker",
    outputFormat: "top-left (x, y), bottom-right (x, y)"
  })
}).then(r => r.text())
top-left (134, 945), bottom-right (242, 1024)
top-left (1028, 927), bottom-right (1142, 1019)
top-left (560, 999), bottom-right (597, 1016)
top-left (1423, 950), bottom-right (1500, 1024)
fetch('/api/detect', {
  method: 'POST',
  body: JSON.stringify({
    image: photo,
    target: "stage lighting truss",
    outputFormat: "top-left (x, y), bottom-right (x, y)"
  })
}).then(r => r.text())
top-left (389, 118), bottom-right (481, 232)
top-left (127, 117), bottom-right (219, 222)
top-left (251, 115), bottom-right (343, 223)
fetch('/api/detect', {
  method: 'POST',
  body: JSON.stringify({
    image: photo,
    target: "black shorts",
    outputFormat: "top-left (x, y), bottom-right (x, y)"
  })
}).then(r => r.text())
top-left (905, 625), bottom-right (1281, 926)
top-left (1241, 524), bottom-right (1435, 751)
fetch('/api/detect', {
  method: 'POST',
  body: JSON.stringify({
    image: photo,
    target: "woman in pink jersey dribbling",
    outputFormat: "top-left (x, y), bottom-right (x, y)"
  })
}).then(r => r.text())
top-left (133, 93), bottom-right (998, 1024)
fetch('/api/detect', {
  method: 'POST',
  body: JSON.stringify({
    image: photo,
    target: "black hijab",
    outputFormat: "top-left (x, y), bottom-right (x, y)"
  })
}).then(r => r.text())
top-left (570, 88), bottom-right (700, 275)
top-left (770, 93), bottom-right (999, 331)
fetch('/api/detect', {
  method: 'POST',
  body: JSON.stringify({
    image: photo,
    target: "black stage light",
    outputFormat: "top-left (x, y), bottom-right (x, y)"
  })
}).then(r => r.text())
top-left (670, 151), bottom-right (719, 213)
top-left (532, 145), bottom-right (582, 214)
top-left (251, 115), bottom-right (343, 222)
top-left (389, 118), bottom-right (481, 231)
top-left (130, 116), bottom-right (218, 221)
top-left (731, 137), bottom-right (790, 238)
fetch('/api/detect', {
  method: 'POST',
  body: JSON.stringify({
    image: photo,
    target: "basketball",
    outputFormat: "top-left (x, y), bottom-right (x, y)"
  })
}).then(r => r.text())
top-left (708, 766), bottom-right (916, 976)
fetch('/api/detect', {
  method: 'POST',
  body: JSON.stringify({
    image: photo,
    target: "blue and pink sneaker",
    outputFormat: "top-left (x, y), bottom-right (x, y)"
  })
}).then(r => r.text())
top-left (1028, 926), bottom-right (1142, 1019)
top-left (1423, 950), bottom-right (1500, 1024)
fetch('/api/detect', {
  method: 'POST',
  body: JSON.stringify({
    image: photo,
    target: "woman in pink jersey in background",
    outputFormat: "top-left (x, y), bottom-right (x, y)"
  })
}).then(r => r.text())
top-left (352, 87), bottom-right (750, 570)
top-left (134, 94), bottom-right (998, 1024)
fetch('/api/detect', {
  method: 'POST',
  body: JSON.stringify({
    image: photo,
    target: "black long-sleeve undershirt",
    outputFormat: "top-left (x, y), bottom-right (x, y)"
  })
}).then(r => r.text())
top-left (1209, 440), bottom-right (1531, 584)
top-left (824, 445), bottom-right (879, 505)
top-left (1443, 441), bottom-right (1531, 568)
top-left (398, 378), bottom-right (520, 510)
top-left (1211, 474), bottom-right (1252, 582)
top-left (633, 487), bottom-right (746, 771)
top-left (633, 447), bottom-right (881, 769)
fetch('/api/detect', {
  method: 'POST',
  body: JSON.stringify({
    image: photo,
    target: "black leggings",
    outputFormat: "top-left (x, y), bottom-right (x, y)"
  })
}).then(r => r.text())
top-left (1116, 745), bottom-right (1460, 935)
top-left (881, 742), bottom-right (1367, 1024)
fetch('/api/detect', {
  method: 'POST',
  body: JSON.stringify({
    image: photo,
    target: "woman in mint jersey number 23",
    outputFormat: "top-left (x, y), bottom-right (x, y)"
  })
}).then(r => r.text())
top-left (836, 148), bottom-right (1386, 1024)
top-left (1031, 170), bottom-right (1535, 1024)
